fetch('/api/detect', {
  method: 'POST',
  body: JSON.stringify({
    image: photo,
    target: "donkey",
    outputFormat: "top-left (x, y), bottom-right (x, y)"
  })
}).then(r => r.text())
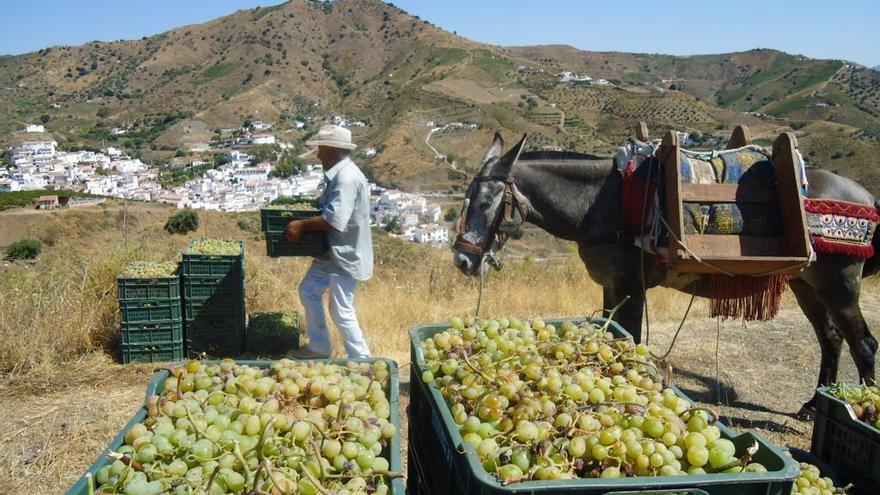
top-left (453, 132), bottom-right (880, 411)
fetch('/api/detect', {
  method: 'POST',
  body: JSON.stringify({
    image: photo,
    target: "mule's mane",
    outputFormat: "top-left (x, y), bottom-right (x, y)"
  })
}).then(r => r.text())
top-left (519, 150), bottom-right (605, 161)
top-left (515, 150), bottom-right (612, 182)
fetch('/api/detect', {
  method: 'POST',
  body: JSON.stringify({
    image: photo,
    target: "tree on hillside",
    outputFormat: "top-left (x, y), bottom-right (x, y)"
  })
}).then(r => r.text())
top-left (444, 207), bottom-right (459, 222)
top-left (270, 153), bottom-right (307, 178)
top-left (164, 209), bottom-right (199, 235)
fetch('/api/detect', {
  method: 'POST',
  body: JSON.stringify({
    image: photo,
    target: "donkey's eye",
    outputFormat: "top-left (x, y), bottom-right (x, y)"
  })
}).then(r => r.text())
top-left (479, 202), bottom-right (491, 211)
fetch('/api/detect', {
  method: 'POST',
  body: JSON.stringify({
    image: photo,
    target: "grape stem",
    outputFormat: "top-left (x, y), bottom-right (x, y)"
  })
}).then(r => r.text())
top-left (205, 465), bottom-right (220, 494)
top-left (251, 460), bottom-right (264, 494)
top-left (302, 466), bottom-right (334, 495)
top-left (678, 407), bottom-right (720, 425)
top-left (256, 416), bottom-right (277, 462)
top-left (261, 459), bottom-right (287, 494)
top-left (233, 441), bottom-right (253, 481)
top-left (462, 351), bottom-right (495, 383)
top-left (309, 440), bottom-right (326, 480)
top-left (107, 451), bottom-right (144, 472)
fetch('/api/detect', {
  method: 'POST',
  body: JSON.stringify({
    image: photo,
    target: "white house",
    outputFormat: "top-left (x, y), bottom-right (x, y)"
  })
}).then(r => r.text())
top-left (0, 179), bottom-right (20, 192)
top-left (25, 124), bottom-right (45, 133)
top-left (250, 121), bottom-right (271, 131)
top-left (110, 127), bottom-right (127, 135)
top-left (414, 224), bottom-right (449, 244)
top-left (249, 134), bottom-right (276, 145)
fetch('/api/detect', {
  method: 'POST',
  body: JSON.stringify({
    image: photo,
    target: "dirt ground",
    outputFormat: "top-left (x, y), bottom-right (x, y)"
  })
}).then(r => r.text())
top-left (1, 299), bottom-right (876, 494)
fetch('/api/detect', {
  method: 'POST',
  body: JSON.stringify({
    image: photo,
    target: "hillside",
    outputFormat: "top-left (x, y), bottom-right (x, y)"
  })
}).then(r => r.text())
top-left (1, 0), bottom-right (879, 191)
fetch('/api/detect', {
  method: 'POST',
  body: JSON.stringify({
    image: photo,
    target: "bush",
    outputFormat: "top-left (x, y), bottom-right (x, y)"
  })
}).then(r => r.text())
top-left (444, 207), bottom-right (459, 222)
top-left (164, 209), bottom-right (199, 235)
top-left (6, 238), bottom-right (42, 260)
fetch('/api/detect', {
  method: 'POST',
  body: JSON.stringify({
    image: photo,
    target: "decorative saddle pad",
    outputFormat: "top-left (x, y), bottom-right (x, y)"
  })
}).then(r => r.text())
top-left (804, 198), bottom-right (879, 258)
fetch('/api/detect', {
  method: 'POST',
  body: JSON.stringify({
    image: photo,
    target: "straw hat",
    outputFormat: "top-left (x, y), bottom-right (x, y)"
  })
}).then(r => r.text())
top-left (305, 125), bottom-right (357, 150)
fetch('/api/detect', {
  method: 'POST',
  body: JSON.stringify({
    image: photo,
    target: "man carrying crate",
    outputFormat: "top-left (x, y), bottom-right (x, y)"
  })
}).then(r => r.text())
top-left (285, 125), bottom-right (373, 358)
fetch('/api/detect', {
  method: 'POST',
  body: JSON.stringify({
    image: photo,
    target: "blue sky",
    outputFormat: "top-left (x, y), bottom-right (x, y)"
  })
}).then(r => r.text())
top-left (1, 1), bottom-right (877, 67)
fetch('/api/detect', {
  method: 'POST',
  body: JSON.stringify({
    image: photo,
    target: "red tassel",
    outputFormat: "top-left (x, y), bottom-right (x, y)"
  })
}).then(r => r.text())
top-left (709, 274), bottom-right (789, 321)
top-left (811, 237), bottom-right (875, 259)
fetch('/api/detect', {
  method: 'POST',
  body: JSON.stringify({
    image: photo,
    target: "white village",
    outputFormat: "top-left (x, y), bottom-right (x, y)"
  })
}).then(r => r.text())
top-left (2, 121), bottom-right (450, 245)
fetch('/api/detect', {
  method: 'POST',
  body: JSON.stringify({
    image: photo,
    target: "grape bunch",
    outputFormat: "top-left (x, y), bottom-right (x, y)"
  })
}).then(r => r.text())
top-left (420, 317), bottom-right (767, 484)
top-left (264, 202), bottom-right (320, 211)
top-left (828, 383), bottom-right (880, 429)
top-left (185, 240), bottom-right (242, 256)
top-left (92, 359), bottom-right (398, 495)
top-left (268, 196), bottom-right (320, 209)
top-left (789, 458), bottom-right (849, 494)
top-left (122, 261), bottom-right (179, 279)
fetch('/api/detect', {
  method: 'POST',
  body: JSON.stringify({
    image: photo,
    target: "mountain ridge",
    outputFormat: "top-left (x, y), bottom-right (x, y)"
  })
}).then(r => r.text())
top-left (1, 0), bottom-right (878, 191)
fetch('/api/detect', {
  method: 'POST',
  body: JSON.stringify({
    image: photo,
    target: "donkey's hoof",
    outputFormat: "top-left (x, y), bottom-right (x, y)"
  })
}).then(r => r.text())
top-left (796, 402), bottom-right (816, 420)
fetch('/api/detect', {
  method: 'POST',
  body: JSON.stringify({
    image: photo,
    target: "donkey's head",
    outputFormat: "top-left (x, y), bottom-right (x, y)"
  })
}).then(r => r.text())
top-left (453, 132), bottom-right (528, 276)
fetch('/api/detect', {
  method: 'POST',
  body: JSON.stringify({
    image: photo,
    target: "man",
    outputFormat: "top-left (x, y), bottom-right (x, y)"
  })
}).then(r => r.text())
top-left (285, 125), bottom-right (373, 358)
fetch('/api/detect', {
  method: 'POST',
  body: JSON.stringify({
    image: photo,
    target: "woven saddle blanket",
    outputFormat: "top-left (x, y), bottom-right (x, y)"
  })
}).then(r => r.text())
top-left (804, 198), bottom-right (879, 258)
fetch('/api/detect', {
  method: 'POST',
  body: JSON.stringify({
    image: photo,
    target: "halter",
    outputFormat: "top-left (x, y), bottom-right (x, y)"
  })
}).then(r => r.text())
top-left (454, 177), bottom-right (528, 262)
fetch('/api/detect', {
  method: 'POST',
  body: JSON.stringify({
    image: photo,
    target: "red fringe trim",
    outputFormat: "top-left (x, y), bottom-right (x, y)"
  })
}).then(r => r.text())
top-left (803, 198), bottom-right (880, 221)
top-left (710, 274), bottom-right (789, 321)
top-left (811, 236), bottom-right (875, 259)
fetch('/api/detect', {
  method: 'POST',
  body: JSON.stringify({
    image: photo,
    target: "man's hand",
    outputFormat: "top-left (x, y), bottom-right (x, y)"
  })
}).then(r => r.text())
top-left (285, 220), bottom-right (304, 243)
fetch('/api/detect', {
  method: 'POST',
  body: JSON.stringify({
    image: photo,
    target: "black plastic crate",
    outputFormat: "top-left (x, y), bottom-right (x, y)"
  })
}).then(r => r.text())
top-left (265, 232), bottom-right (328, 257)
top-left (182, 274), bottom-right (243, 300)
top-left (183, 295), bottom-right (245, 321)
top-left (117, 274), bottom-right (180, 301)
top-left (121, 340), bottom-right (184, 364)
top-left (261, 207), bottom-right (321, 234)
top-left (407, 318), bottom-right (800, 495)
top-left (119, 299), bottom-right (182, 324)
top-left (811, 387), bottom-right (880, 492)
top-left (121, 320), bottom-right (183, 346)
top-left (185, 313), bottom-right (246, 358)
top-left (245, 311), bottom-right (300, 355)
top-left (181, 241), bottom-right (244, 277)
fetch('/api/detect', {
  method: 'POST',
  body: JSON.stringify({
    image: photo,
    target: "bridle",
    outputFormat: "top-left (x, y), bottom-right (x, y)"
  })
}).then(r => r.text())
top-left (454, 176), bottom-right (528, 267)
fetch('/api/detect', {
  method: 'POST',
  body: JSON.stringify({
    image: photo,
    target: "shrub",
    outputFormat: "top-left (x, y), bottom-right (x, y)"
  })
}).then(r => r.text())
top-left (444, 207), bottom-right (459, 222)
top-left (164, 209), bottom-right (199, 235)
top-left (6, 238), bottom-right (42, 260)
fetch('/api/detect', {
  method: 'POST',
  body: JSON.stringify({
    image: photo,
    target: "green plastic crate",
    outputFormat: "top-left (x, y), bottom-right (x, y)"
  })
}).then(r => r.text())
top-left (407, 318), bottom-right (800, 495)
top-left (181, 240), bottom-right (244, 277)
top-left (119, 299), bottom-right (182, 324)
top-left (265, 232), bottom-right (329, 257)
top-left (184, 310), bottom-right (246, 358)
top-left (117, 274), bottom-right (180, 301)
top-left (121, 340), bottom-right (184, 364)
top-left (245, 311), bottom-right (301, 355)
top-left (811, 386), bottom-right (880, 491)
top-left (64, 358), bottom-right (405, 495)
top-left (182, 274), bottom-right (243, 300)
top-left (261, 206), bottom-right (321, 234)
top-left (121, 320), bottom-right (183, 346)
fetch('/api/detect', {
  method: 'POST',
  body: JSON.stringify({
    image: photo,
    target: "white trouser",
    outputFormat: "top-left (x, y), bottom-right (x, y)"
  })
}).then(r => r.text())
top-left (298, 261), bottom-right (371, 358)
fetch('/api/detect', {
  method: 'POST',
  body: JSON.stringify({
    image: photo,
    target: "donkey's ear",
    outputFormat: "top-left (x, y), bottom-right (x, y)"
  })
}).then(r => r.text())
top-left (491, 134), bottom-right (527, 178)
top-left (481, 132), bottom-right (504, 164)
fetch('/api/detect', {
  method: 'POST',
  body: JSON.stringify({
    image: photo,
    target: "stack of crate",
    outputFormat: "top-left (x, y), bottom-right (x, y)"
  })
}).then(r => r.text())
top-left (181, 241), bottom-right (246, 357)
top-left (117, 265), bottom-right (184, 363)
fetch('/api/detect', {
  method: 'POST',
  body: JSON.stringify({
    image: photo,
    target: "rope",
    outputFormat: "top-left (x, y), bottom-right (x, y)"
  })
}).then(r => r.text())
top-left (715, 316), bottom-right (722, 405)
top-left (651, 290), bottom-right (697, 360)
top-left (475, 254), bottom-right (489, 317)
top-left (657, 215), bottom-right (737, 277)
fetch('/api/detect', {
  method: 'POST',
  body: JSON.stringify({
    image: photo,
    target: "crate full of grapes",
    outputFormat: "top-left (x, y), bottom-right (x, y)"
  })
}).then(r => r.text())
top-left (407, 316), bottom-right (799, 495)
top-left (811, 383), bottom-right (880, 491)
top-left (245, 311), bottom-right (301, 356)
top-left (261, 197), bottom-right (328, 257)
top-left (117, 261), bottom-right (181, 301)
top-left (181, 239), bottom-right (244, 277)
top-left (65, 358), bottom-right (405, 495)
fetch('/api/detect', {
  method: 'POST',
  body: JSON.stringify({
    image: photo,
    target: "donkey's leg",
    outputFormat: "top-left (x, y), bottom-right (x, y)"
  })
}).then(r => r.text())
top-left (789, 278), bottom-right (843, 414)
top-left (809, 260), bottom-right (878, 385)
top-left (790, 278), bottom-right (844, 387)
top-left (603, 284), bottom-right (645, 343)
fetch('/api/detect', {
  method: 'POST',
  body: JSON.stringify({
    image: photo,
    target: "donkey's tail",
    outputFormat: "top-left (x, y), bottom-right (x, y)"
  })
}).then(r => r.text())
top-left (862, 199), bottom-right (880, 278)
